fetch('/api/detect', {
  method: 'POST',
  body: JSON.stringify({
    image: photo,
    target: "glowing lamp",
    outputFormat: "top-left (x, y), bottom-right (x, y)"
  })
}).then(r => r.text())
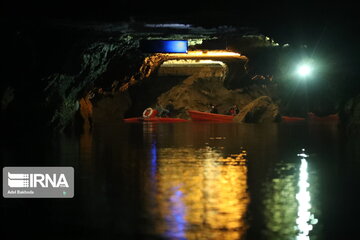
top-left (296, 64), bottom-right (312, 78)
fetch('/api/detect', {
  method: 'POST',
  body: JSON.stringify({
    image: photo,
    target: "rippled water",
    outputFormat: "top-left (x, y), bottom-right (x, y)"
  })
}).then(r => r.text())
top-left (3, 121), bottom-right (360, 239)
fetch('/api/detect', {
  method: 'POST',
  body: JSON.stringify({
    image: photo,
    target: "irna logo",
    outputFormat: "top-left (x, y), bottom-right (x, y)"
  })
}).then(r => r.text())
top-left (8, 172), bottom-right (69, 188)
top-left (3, 167), bottom-right (74, 198)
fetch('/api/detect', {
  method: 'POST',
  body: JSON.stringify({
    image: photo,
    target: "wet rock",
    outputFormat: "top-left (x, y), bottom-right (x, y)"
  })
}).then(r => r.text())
top-left (155, 66), bottom-right (276, 119)
top-left (342, 94), bottom-right (360, 135)
top-left (1, 87), bottom-right (14, 112)
top-left (92, 91), bottom-right (131, 124)
top-left (156, 70), bottom-right (237, 118)
top-left (234, 96), bottom-right (280, 123)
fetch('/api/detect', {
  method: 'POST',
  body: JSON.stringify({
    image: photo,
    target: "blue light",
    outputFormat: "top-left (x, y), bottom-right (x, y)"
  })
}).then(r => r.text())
top-left (150, 142), bottom-right (157, 177)
top-left (163, 41), bottom-right (188, 53)
top-left (166, 187), bottom-right (187, 239)
top-left (140, 40), bottom-right (188, 53)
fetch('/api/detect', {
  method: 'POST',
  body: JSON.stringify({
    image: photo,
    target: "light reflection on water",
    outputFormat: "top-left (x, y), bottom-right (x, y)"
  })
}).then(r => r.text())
top-left (262, 162), bottom-right (299, 239)
top-left (149, 146), bottom-right (249, 240)
top-left (75, 122), bottom-right (326, 239)
top-left (262, 150), bottom-right (318, 240)
top-left (296, 155), bottom-right (318, 240)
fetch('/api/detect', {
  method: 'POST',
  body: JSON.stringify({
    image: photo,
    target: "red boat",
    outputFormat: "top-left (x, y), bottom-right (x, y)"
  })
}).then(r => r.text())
top-left (124, 117), bottom-right (188, 123)
top-left (123, 108), bottom-right (188, 123)
top-left (281, 116), bottom-right (306, 122)
top-left (307, 112), bottom-right (339, 121)
top-left (188, 110), bottom-right (234, 122)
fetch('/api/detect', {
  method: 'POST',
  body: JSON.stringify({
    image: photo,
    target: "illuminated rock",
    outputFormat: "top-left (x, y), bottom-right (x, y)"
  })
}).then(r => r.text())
top-left (234, 96), bottom-right (280, 123)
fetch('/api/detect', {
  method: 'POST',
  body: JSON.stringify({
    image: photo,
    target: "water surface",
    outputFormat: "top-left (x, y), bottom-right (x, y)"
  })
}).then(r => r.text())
top-left (3, 121), bottom-right (359, 239)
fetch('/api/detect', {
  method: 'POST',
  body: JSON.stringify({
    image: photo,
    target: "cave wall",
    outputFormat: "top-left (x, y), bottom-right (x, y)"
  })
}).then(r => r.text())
top-left (2, 22), bottom-right (357, 134)
top-left (1, 23), bottom-right (152, 132)
top-left (44, 37), bottom-right (145, 130)
top-left (0, 27), bottom-right (285, 133)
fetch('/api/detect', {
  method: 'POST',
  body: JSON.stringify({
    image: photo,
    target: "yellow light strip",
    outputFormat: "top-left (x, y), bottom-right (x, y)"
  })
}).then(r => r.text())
top-left (162, 59), bottom-right (226, 65)
top-left (163, 50), bottom-right (241, 58)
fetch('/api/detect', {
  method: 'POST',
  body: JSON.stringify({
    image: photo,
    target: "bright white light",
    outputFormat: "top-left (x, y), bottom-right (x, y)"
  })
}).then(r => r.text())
top-left (296, 157), bottom-right (317, 240)
top-left (297, 149), bottom-right (309, 158)
top-left (297, 153), bottom-right (309, 158)
top-left (297, 64), bottom-right (312, 77)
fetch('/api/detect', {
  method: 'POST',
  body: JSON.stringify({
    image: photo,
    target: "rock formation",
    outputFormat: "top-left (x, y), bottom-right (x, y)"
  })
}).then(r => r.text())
top-left (155, 67), bottom-right (278, 120)
top-left (234, 96), bottom-right (280, 123)
top-left (342, 94), bottom-right (360, 135)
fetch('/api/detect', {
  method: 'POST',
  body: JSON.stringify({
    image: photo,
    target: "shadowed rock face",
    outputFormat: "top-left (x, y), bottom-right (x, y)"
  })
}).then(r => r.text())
top-left (342, 94), bottom-right (360, 135)
top-left (43, 37), bottom-right (145, 130)
top-left (0, 25), bottom-right (148, 132)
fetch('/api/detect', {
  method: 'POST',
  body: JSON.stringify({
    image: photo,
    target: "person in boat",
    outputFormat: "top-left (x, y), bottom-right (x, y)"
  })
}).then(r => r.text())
top-left (228, 104), bottom-right (239, 116)
top-left (155, 104), bottom-right (167, 117)
top-left (164, 100), bottom-right (174, 117)
top-left (156, 100), bottom-right (174, 117)
top-left (209, 104), bottom-right (218, 114)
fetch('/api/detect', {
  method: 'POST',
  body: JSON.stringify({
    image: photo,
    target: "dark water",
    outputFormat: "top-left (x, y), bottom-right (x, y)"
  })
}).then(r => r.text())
top-left (2, 121), bottom-right (360, 239)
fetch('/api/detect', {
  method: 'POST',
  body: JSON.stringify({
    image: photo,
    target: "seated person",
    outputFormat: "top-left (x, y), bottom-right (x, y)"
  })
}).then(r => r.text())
top-left (164, 100), bottom-right (174, 117)
top-left (156, 100), bottom-right (174, 117)
top-left (209, 104), bottom-right (218, 114)
top-left (228, 104), bottom-right (239, 116)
